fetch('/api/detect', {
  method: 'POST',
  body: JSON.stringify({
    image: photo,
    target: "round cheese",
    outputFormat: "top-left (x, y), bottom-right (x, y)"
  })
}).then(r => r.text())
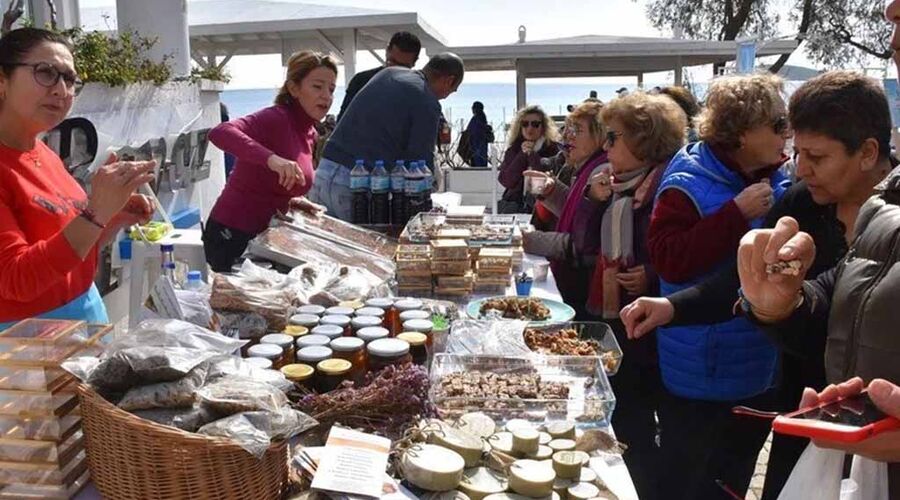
top-left (551, 451), bottom-right (583, 479)
top-left (505, 419), bottom-right (534, 433)
top-left (487, 432), bottom-right (515, 455)
top-left (457, 413), bottom-right (497, 439)
top-left (567, 482), bottom-right (600, 500)
top-left (545, 422), bottom-right (575, 440)
top-left (508, 459), bottom-right (556, 498)
top-left (547, 439), bottom-right (576, 452)
top-left (402, 444), bottom-right (465, 492)
top-left (430, 426), bottom-right (484, 467)
top-left (458, 467), bottom-right (509, 500)
top-left (579, 467), bottom-right (598, 484)
top-left (512, 428), bottom-right (540, 456)
top-left (538, 432), bottom-right (552, 445)
top-left (527, 445), bottom-right (553, 460)
top-left (421, 491), bottom-right (472, 500)
top-left (551, 478), bottom-right (575, 495)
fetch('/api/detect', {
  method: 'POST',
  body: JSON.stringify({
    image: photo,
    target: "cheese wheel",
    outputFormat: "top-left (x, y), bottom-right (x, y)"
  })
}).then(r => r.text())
top-left (567, 482), bottom-right (600, 500)
top-left (488, 432), bottom-right (515, 455)
top-left (547, 439), bottom-right (576, 452)
top-left (402, 444), bottom-right (465, 492)
top-left (508, 459), bottom-right (556, 498)
top-left (458, 413), bottom-right (497, 439)
top-left (505, 419), bottom-right (534, 433)
top-left (512, 428), bottom-right (540, 456)
top-left (551, 478), bottom-right (575, 495)
top-left (458, 467), bottom-right (509, 500)
top-left (422, 492), bottom-right (473, 500)
top-left (527, 445), bottom-right (553, 460)
top-left (579, 467), bottom-right (598, 484)
top-left (538, 432), bottom-right (552, 445)
top-left (545, 422), bottom-right (575, 439)
top-left (430, 427), bottom-right (484, 467)
top-left (551, 451), bottom-right (583, 479)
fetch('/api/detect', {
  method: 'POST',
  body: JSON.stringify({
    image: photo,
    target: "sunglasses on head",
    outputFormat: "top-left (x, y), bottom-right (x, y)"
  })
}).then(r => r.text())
top-left (772, 115), bottom-right (789, 135)
top-left (522, 120), bottom-right (543, 129)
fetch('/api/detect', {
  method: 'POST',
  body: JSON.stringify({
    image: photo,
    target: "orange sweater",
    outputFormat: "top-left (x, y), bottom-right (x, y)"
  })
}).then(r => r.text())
top-left (0, 141), bottom-right (97, 322)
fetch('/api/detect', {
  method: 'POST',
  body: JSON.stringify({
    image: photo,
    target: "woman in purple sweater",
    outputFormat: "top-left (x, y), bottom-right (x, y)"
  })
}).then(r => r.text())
top-left (497, 105), bottom-right (560, 214)
top-left (203, 51), bottom-right (337, 272)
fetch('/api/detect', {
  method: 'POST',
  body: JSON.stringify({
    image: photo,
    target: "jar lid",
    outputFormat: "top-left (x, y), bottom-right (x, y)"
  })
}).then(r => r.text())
top-left (283, 325), bottom-right (310, 338)
top-left (296, 334), bottom-right (332, 348)
top-left (297, 346), bottom-right (333, 363)
top-left (394, 298), bottom-right (423, 311)
top-left (297, 305), bottom-right (326, 316)
top-left (357, 327), bottom-right (390, 342)
top-left (247, 343), bottom-right (282, 359)
top-left (403, 319), bottom-right (434, 332)
top-left (330, 336), bottom-right (365, 352)
top-left (368, 338), bottom-right (410, 357)
top-left (245, 357), bottom-right (273, 370)
top-left (261, 333), bottom-right (293, 347)
top-left (317, 358), bottom-right (352, 375)
top-left (311, 324), bottom-right (344, 339)
top-left (399, 310), bottom-right (431, 321)
top-left (355, 307), bottom-right (385, 317)
top-left (351, 316), bottom-right (383, 329)
top-left (397, 332), bottom-right (428, 346)
top-left (320, 315), bottom-right (351, 327)
top-left (339, 300), bottom-right (365, 310)
top-left (290, 313), bottom-right (321, 326)
top-left (326, 306), bottom-right (355, 316)
top-left (280, 363), bottom-right (314, 380)
top-left (365, 298), bottom-right (395, 309)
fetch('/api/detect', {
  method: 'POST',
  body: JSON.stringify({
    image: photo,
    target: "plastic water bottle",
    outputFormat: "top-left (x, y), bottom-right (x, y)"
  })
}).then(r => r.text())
top-left (370, 160), bottom-right (390, 225)
top-left (390, 160), bottom-right (408, 226)
top-left (349, 159), bottom-right (370, 224)
top-left (419, 159), bottom-right (434, 212)
top-left (184, 270), bottom-right (204, 291)
top-left (160, 244), bottom-right (176, 283)
top-left (404, 160), bottom-right (421, 220)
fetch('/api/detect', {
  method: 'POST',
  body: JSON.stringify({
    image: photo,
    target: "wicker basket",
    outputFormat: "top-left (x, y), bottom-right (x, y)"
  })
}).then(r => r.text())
top-left (77, 384), bottom-right (290, 500)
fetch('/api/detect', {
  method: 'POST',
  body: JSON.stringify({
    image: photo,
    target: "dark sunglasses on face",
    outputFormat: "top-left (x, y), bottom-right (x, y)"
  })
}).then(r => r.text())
top-left (606, 130), bottom-right (624, 147)
top-left (522, 120), bottom-right (543, 129)
top-left (772, 115), bottom-right (789, 135)
top-left (2, 61), bottom-right (81, 90)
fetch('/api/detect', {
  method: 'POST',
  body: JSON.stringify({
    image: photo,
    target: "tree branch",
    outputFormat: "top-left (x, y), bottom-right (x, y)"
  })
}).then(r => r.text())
top-left (2, 0), bottom-right (24, 35)
top-left (768, 0), bottom-right (813, 73)
top-left (722, 0), bottom-right (757, 40)
top-left (829, 16), bottom-right (892, 60)
top-left (45, 0), bottom-right (57, 30)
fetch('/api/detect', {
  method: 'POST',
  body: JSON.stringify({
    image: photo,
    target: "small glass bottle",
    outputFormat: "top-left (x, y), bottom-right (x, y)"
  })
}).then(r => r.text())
top-left (311, 324), bottom-right (344, 340)
top-left (260, 333), bottom-right (295, 365)
top-left (330, 336), bottom-right (366, 383)
top-left (367, 338), bottom-right (412, 372)
top-left (280, 363), bottom-right (315, 391)
top-left (247, 343), bottom-right (284, 369)
top-left (357, 326), bottom-right (390, 344)
top-left (316, 359), bottom-right (353, 393)
top-left (320, 315), bottom-right (352, 337)
top-left (397, 332), bottom-right (428, 366)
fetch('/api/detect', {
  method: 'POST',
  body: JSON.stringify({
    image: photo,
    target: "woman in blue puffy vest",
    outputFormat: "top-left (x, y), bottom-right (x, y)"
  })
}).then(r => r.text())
top-left (646, 73), bottom-right (793, 500)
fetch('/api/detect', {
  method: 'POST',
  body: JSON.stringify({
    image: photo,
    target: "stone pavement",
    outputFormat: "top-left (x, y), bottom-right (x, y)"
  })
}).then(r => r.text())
top-left (746, 433), bottom-right (772, 500)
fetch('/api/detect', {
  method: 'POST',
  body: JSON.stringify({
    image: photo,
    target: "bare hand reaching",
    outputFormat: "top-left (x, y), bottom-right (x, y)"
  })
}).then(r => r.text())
top-left (734, 179), bottom-right (774, 220)
top-left (267, 154), bottom-right (306, 192)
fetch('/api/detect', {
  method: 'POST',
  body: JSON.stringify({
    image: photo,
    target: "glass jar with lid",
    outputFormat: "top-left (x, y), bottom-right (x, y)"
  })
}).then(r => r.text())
top-left (311, 324), bottom-right (344, 340)
top-left (357, 326), bottom-right (390, 344)
top-left (283, 325), bottom-right (309, 341)
top-left (320, 315), bottom-right (352, 336)
top-left (367, 297), bottom-right (396, 331)
top-left (297, 304), bottom-right (326, 316)
top-left (392, 299), bottom-right (424, 336)
top-left (296, 346), bottom-right (333, 366)
top-left (397, 332), bottom-right (428, 366)
top-left (260, 333), bottom-right (295, 364)
top-left (365, 298), bottom-right (394, 310)
top-left (399, 309), bottom-right (431, 323)
top-left (402, 319), bottom-right (435, 348)
top-left (325, 306), bottom-right (355, 317)
top-left (316, 359), bottom-right (353, 393)
top-left (355, 307), bottom-right (385, 318)
top-left (290, 313), bottom-right (320, 329)
top-left (351, 316), bottom-right (383, 334)
top-left (296, 334), bottom-right (331, 350)
top-left (280, 363), bottom-right (315, 391)
top-left (367, 338), bottom-right (412, 372)
top-left (247, 343), bottom-right (284, 369)
top-left (330, 336), bottom-right (366, 383)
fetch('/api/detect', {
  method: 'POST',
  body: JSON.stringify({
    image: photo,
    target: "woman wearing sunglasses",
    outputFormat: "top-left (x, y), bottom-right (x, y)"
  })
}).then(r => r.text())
top-left (641, 73), bottom-right (792, 500)
top-left (497, 105), bottom-right (560, 214)
top-left (0, 28), bottom-right (157, 328)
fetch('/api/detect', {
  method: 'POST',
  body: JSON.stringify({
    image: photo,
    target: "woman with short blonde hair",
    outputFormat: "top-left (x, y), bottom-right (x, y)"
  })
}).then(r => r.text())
top-left (497, 104), bottom-right (561, 213)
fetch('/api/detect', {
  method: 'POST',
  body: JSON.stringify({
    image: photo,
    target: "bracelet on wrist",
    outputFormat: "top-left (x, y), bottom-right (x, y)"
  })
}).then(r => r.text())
top-left (734, 287), bottom-right (803, 321)
top-left (79, 208), bottom-right (107, 229)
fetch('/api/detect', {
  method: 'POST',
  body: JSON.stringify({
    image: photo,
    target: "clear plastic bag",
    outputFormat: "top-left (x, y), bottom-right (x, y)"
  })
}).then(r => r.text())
top-left (197, 409), bottom-right (318, 458)
top-left (175, 289), bottom-right (214, 329)
top-left (105, 319), bottom-right (245, 354)
top-left (131, 406), bottom-right (217, 432)
top-left (209, 273), bottom-right (296, 331)
top-left (117, 362), bottom-right (209, 411)
top-left (778, 443), bottom-right (888, 500)
top-left (198, 376), bottom-right (288, 415)
top-left (206, 356), bottom-right (293, 392)
top-left (445, 320), bottom-right (532, 356)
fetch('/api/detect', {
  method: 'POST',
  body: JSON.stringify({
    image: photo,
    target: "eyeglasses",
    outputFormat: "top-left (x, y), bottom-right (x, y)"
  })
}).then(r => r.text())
top-left (606, 130), bottom-right (624, 147)
top-left (564, 124), bottom-right (585, 136)
top-left (522, 120), bottom-right (543, 129)
top-left (772, 115), bottom-right (789, 135)
top-left (1, 62), bottom-right (81, 90)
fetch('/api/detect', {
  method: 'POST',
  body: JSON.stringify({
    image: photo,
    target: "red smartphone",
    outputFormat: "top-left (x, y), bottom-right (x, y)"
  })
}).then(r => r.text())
top-left (773, 390), bottom-right (900, 443)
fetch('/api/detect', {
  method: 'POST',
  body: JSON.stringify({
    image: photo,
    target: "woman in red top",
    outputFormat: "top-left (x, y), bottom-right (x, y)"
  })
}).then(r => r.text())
top-left (203, 51), bottom-right (337, 272)
top-left (0, 28), bottom-right (156, 328)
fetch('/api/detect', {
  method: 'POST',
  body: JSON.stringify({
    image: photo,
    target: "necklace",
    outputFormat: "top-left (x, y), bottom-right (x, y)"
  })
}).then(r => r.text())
top-left (0, 136), bottom-right (40, 167)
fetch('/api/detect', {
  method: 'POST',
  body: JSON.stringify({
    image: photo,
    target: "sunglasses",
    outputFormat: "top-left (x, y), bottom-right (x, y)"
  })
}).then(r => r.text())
top-left (772, 115), bottom-right (789, 135)
top-left (606, 130), bottom-right (624, 147)
top-left (522, 120), bottom-right (543, 129)
top-left (2, 61), bottom-right (81, 90)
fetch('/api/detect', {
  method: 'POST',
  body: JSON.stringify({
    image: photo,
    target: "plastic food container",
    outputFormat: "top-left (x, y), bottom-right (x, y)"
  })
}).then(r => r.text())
top-left (524, 322), bottom-right (624, 376)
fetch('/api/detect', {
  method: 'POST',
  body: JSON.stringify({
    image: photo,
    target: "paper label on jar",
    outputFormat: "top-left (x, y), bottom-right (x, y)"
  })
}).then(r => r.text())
top-left (311, 426), bottom-right (391, 499)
